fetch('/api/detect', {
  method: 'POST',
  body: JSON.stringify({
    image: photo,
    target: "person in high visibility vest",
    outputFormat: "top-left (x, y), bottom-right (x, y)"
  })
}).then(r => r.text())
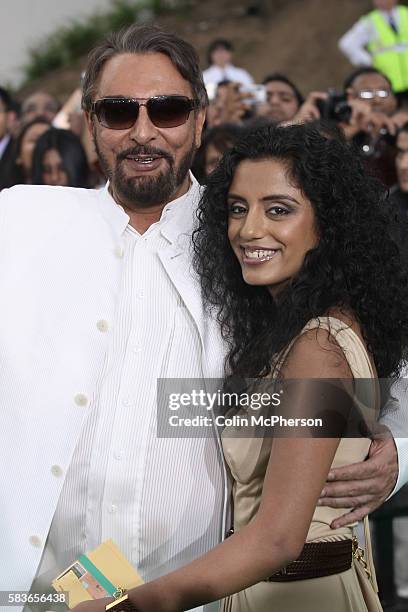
top-left (339, 0), bottom-right (408, 96)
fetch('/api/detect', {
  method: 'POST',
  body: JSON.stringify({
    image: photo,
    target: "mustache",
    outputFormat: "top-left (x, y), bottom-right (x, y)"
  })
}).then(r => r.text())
top-left (117, 146), bottom-right (173, 164)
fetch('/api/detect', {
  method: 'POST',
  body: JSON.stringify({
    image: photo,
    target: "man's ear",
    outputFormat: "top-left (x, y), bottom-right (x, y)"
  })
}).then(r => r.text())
top-left (84, 111), bottom-right (94, 138)
top-left (194, 106), bottom-right (207, 149)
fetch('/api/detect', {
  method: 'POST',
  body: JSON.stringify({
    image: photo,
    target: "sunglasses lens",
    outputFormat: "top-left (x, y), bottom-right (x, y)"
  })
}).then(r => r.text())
top-left (95, 100), bottom-right (138, 129)
top-left (148, 96), bottom-right (192, 127)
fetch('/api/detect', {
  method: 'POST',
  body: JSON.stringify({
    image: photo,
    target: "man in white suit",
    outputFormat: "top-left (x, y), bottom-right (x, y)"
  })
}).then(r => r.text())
top-left (0, 23), bottom-right (406, 612)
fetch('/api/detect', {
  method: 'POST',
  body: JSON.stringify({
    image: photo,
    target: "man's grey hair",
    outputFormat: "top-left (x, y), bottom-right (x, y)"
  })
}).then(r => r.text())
top-left (81, 24), bottom-right (208, 111)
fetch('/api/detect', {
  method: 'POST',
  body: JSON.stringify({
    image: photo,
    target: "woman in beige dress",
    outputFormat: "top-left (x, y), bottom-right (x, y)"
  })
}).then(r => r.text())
top-left (75, 123), bottom-right (408, 611)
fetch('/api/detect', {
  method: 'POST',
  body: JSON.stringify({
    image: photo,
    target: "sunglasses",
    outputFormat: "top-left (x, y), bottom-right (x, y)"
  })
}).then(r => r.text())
top-left (91, 95), bottom-right (200, 129)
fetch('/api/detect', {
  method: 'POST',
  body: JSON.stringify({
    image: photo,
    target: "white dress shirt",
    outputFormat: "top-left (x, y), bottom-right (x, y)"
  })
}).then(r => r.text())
top-left (339, 8), bottom-right (405, 66)
top-left (202, 63), bottom-right (254, 87)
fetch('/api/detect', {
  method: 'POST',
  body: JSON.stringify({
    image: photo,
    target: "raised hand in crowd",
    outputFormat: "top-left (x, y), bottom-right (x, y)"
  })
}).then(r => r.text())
top-left (389, 109), bottom-right (408, 129)
top-left (340, 100), bottom-right (397, 140)
top-left (290, 91), bottom-right (328, 124)
top-left (207, 81), bottom-right (253, 127)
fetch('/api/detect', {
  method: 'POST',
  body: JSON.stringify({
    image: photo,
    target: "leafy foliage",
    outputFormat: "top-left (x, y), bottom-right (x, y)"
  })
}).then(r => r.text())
top-left (23, 0), bottom-right (188, 83)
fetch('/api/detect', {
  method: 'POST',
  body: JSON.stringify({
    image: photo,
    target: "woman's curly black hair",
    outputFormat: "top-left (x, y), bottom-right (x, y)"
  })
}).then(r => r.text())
top-left (193, 122), bottom-right (408, 379)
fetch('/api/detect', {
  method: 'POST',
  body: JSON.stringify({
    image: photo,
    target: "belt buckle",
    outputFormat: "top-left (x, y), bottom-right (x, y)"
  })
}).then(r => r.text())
top-left (352, 536), bottom-right (371, 581)
top-left (269, 564), bottom-right (287, 580)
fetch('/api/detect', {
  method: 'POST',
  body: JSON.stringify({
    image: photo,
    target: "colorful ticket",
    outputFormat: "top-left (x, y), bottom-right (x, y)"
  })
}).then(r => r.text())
top-left (52, 540), bottom-right (143, 608)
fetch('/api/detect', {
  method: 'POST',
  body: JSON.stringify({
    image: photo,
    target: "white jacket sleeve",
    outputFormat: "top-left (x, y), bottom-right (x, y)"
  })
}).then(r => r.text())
top-left (338, 18), bottom-right (374, 67)
top-left (379, 376), bottom-right (408, 497)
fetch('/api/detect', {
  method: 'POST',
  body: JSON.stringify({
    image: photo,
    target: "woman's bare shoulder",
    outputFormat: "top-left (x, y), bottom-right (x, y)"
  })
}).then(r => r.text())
top-left (280, 327), bottom-right (352, 379)
top-left (324, 306), bottom-right (364, 342)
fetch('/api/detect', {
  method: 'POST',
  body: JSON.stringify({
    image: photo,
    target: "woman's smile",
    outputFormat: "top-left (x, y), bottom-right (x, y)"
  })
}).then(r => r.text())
top-left (240, 245), bottom-right (280, 264)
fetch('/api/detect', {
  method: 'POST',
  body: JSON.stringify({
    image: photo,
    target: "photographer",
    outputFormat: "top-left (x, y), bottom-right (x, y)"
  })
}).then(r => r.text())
top-left (206, 74), bottom-right (303, 129)
top-left (344, 67), bottom-right (406, 186)
top-left (289, 68), bottom-right (407, 186)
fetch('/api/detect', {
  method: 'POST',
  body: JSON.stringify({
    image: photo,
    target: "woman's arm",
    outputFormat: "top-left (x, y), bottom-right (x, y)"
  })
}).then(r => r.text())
top-left (75, 327), bottom-right (353, 612)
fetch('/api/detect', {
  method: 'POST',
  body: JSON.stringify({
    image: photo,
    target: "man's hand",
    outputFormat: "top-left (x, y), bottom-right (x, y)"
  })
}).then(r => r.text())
top-left (340, 98), bottom-right (372, 139)
top-left (318, 434), bottom-right (398, 528)
top-left (391, 110), bottom-right (408, 129)
top-left (340, 93), bottom-right (399, 140)
top-left (208, 82), bottom-right (252, 127)
top-left (290, 91), bottom-right (327, 124)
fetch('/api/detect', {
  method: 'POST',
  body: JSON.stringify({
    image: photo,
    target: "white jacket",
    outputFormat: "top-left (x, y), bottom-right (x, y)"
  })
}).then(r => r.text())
top-left (0, 183), bottom-right (228, 604)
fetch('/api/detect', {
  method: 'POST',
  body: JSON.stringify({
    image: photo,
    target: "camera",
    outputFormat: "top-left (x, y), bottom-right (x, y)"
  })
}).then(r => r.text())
top-left (316, 89), bottom-right (352, 123)
top-left (239, 84), bottom-right (267, 105)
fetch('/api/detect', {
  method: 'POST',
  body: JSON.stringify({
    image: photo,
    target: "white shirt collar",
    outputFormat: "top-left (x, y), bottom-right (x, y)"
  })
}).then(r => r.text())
top-left (159, 172), bottom-right (202, 245)
top-left (97, 171), bottom-right (201, 244)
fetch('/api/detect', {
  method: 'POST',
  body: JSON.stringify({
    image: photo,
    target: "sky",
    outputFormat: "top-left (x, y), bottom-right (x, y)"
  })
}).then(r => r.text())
top-left (0, 0), bottom-right (113, 87)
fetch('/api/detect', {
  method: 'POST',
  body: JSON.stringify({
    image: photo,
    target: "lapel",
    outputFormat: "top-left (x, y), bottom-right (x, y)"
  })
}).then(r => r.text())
top-left (157, 176), bottom-right (207, 349)
top-left (158, 246), bottom-right (206, 348)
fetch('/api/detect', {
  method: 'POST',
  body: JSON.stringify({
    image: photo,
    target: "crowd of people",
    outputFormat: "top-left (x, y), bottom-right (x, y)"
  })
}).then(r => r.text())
top-left (0, 86), bottom-right (100, 190)
top-left (2, 2), bottom-right (408, 218)
top-left (2, 66), bottom-right (408, 199)
top-left (1, 1), bottom-right (408, 612)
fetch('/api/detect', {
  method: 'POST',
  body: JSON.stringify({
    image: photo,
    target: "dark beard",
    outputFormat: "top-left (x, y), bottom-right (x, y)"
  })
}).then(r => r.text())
top-left (95, 138), bottom-right (196, 209)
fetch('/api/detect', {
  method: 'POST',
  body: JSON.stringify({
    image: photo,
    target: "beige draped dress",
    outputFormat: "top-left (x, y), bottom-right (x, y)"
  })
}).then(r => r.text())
top-left (221, 317), bottom-right (383, 612)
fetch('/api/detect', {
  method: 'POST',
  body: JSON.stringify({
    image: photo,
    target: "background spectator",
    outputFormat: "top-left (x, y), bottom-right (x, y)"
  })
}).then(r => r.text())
top-left (389, 123), bottom-right (408, 247)
top-left (0, 87), bottom-right (17, 190)
top-left (343, 67), bottom-right (400, 186)
top-left (192, 123), bottom-right (242, 182)
top-left (52, 85), bottom-right (105, 186)
top-left (339, 0), bottom-right (408, 99)
top-left (394, 122), bottom-right (408, 204)
top-left (259, 73), bottom-right (304, 122)
top-left (4, 116), bottom-right (50, 187)
top-left (202, 39), bottom-right (254, 88)
top-left (31, 127), bottom-right (90, 188)
top-left (386, 125), bottom-right (408, 610)
top-left (20, 91), bottom-right (60, 123)
top-left (281, 67), bottom-right (403, 187)
top-left (345, 66), bottom-right (398, 117)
